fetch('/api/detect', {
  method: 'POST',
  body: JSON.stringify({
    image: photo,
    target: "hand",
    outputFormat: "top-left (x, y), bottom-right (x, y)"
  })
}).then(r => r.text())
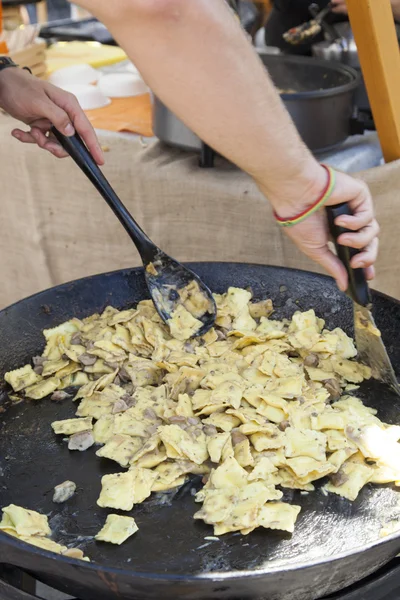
top-left (331, 0), bottom-right (348, 15)
top-left (0, 67), bottom-right (104, 164)
top-left (267, 165), bottom-right (379, 292)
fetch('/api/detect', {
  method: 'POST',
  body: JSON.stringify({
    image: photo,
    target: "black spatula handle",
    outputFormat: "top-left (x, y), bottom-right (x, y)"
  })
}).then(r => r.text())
top-left (50, 127), bottom-right (155, 258)
top-left (326, 202), bottom-right (372, 307)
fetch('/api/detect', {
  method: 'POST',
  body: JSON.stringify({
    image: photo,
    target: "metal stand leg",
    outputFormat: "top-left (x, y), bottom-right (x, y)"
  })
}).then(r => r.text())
top-left (199, 143), bottom-right (215, 168)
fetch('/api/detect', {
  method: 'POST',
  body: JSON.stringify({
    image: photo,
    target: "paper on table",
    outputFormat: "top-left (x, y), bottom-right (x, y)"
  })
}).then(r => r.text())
top-left (85, 94), bottom-right (153, 137)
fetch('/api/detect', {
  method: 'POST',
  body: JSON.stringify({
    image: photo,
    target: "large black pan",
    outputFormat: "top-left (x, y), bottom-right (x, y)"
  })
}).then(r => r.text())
top-left (0, 263), bottom-right (399, 600)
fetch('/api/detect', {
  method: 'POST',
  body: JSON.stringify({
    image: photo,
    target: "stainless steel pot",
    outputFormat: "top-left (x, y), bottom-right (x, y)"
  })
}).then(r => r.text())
top-left (311, 22), bottom-right (369, 110)
top-left (153, 53), bottom-right (360, 155)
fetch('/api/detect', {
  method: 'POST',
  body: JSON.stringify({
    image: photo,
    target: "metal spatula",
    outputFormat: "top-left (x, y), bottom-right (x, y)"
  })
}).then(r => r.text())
top-left (327, 203), bottom-right (400, 395)
top-left (51, 127), bottom-right (216, 336)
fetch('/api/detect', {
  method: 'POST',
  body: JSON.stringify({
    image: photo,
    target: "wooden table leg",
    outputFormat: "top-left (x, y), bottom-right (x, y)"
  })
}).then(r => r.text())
top-left (346, 0), bottom-right (400, 162)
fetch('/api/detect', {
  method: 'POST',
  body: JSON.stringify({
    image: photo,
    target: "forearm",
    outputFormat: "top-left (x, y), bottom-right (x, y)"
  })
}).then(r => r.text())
top-left (76, 0), bottom-right (325, 210)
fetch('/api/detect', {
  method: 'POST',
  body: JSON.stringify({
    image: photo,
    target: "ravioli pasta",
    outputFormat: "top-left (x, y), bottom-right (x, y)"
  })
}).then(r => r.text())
top-left (4, 287), bottom-right (400, 538)
top-left (0, 505), bottom-right (89, 560)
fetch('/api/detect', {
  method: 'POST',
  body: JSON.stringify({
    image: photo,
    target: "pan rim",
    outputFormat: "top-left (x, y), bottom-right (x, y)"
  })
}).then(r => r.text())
top-left (1, 262), bottom-right (399, 581)
top-left (0, 262), bottom-right (395, 316)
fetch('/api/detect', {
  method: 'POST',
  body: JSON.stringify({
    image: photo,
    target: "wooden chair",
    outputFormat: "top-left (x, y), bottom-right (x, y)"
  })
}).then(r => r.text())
top-left (347, 0), bottom-right (400, 162)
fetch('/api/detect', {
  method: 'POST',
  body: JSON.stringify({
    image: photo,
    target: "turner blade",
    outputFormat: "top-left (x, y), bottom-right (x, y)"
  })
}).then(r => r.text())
top-left (354, 304), bottom-right (400, 395)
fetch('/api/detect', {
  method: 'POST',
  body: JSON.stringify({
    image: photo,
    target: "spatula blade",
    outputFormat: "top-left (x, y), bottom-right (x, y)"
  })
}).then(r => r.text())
top-left (354, 304), bottom-right (400, 395)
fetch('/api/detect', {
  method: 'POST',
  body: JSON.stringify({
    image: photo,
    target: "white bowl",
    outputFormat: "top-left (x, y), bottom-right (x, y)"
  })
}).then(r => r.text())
top-left (125, 62), bottom-right (140, 75)
top-left (97, 72), bottom-right (149, 98)
top-left (59, 84), bottom-right (110, 110)
top-left (49, 64), bottom-right (101, 87)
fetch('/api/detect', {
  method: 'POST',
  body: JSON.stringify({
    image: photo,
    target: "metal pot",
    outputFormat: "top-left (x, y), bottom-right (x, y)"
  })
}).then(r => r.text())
top-left (153, 53), bottom-right (360, 155)
top-left (311, 22), bottom-right (370, 111)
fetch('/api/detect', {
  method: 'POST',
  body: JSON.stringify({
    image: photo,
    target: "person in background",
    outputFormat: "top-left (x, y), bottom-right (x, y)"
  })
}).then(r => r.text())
top-left (27, 0), bottom-right (71, 23)
top-left (265, 0), bottom-right (400, 55)
top-left (0, 61), bottom-right (103, 163)
top-left (64, 0), bottom-right (379, 295)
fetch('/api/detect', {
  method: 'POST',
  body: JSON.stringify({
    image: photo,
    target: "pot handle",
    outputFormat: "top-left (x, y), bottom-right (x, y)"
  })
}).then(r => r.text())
top-left (326, 202), bottom-right (372, 307)
top-left (349, 107), bottom-right (376, 136)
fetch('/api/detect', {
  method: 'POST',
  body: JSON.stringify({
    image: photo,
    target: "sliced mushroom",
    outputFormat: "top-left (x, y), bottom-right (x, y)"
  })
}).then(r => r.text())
top-left (118, 366), bottom-right (131, 383)
top-left (324, 378), bottom-right (342, 401)
top-left (169, 416), bottom-right (187, 425)
top-left (231, 431), bottom-right (247, 447)
top-left (53, 480), bottom-right (76, 504)
top-left (329, 469), bottom-right (349, 487)
top-left (68, 431), bottom-right (94, 452)
top-left (278, 420), bottom-right (290, 432)
top-left (112, 398), bottom-right (129, 414)
top-left (51, 390), bottom-right (72, 402)
top-left (32, 356), bottom-right (47, 367)
top-left (216, 329), bottom-right (227, 341)
top-left (203, 425), bottom-right (218, 437)
top-left (144, 408), bottom-right (158, 421)
top-left (304, 353), bottom-right (319, 368)
top-left (70, 333), bottom-right (83, 346)
top-left (78, 353), bottom-right (97, 367)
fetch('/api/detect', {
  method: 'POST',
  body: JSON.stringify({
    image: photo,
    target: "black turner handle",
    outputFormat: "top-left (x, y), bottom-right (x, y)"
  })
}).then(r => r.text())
top-left (326, 203), bottom-right (372, 307)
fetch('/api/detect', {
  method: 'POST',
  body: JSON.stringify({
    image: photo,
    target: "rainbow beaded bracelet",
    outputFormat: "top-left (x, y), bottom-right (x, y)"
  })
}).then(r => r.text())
top-left (273, 165), bottom-right (336, 228)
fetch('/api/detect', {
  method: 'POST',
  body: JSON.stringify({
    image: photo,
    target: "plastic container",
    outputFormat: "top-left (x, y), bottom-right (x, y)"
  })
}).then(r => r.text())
top-left (97, 72), bottom-right (149, 98)
top-left (49, 63), bottom-right (101, 87)
top-left (59, 84), bottom-right (110, 110)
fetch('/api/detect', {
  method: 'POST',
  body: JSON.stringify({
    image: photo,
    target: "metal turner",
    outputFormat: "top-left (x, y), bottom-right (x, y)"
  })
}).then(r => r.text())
top-left (327, 203), bottom-right (400, 396)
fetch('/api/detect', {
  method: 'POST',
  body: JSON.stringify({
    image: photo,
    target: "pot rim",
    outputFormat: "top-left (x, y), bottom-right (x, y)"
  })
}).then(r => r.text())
top-left (257, 51), bottom-right (360, 99)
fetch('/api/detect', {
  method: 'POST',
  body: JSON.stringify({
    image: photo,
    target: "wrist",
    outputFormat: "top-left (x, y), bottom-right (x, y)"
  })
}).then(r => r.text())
top-left (259, 160), bottom-right (328, 219)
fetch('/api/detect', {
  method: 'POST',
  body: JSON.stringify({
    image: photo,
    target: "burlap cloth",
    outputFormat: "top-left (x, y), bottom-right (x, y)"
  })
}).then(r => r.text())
top-left (0, 115), bottom-right (399, 309)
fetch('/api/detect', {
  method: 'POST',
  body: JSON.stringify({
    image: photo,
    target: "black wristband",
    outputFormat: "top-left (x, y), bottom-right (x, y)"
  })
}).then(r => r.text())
top-left (0, 57), bottom-right (18, 73)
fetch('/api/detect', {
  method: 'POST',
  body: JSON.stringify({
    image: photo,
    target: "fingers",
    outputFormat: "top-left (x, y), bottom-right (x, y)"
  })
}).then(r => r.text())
top-left (12, 127), bottom-right (68, 158)
top-left (49, 86), bottom-right (104, 165)
top-left (327, 173), bottom-right (379, 273)
top-left (337, 219), bottom-right (380, 249)
top-left (11, 129), bottom-right (37, 144)
top-left (71, 111), bottom-right (105, 165)
top-left (29, 127), bottom-right (69, 158)
top-left (365, 265), bottom-right (375, 281)
top-left (350, 237), bottom-right (379, 270)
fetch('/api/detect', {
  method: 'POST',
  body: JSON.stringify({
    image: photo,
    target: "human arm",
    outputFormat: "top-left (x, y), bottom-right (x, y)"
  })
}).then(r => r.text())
top-left (69, 0), bottom-right (378, 290)
top-left (0, 66), bottom-right (104, 163)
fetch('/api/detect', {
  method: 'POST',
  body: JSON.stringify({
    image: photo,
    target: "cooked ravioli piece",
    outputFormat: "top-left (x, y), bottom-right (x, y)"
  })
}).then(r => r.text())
top-left (96, 434), bottom-right (143, 467)
top-left (95, 515), bottom-right (139, 545)
top-left (2, 505), bottom-right (51, 537)
top-left (258, 502), bottom-right (301, 533)
top-left (5, 365), bottom-right (40, 392)
top-left (97, 472), bottom-right (137, 511)
top-left (51, 417), bottom-right (93, 435)
top-left (25, 377), bottom-right (60, 400)
top-left (168, 305), bottom-right (203, 341)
